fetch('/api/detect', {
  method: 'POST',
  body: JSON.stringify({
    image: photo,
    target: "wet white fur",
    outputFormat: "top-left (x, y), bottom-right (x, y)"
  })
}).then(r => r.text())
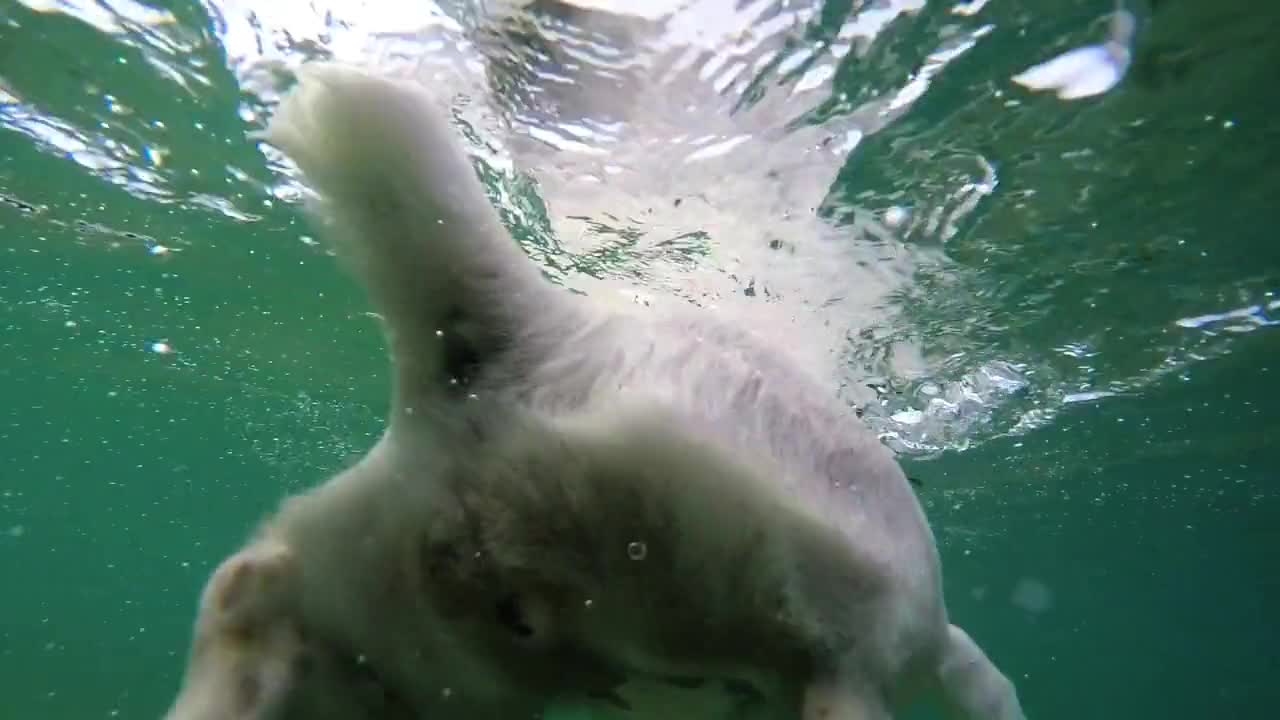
top-left (163, 64), bottom-right (1026, 720)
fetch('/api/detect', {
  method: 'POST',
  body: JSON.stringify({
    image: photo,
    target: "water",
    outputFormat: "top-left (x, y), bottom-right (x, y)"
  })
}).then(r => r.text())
top-left (1, 0), bottom-right (1276, 717)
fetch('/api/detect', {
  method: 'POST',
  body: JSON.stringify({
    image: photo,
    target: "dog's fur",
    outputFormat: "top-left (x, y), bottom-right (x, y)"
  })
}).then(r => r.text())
top-left (162, 64), bottom-right (1026, 720)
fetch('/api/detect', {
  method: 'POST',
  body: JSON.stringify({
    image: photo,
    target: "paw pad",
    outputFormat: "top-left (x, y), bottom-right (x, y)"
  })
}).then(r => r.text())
top-left (202, 541), bottom-right (298, 634)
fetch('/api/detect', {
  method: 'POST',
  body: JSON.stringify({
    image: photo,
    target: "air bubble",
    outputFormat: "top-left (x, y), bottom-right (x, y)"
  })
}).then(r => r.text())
top-left (626, 541), bottom-right (647, 560)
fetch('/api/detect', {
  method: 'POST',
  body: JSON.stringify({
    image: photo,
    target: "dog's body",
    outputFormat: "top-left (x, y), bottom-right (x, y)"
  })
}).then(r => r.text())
top-left (163, 64), bottom-right (1025, 720)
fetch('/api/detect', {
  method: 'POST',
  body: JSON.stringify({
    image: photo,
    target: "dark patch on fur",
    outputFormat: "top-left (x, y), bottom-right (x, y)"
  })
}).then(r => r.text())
top-left (234, 671), bottom-right (262, 714)
top-left (586, 687), bottom-right (633, 710)
top-left (662, 674), bottom-right (707, 689)
top-left (422, 540), bottom-right (462, 582)
top-left (215, 562), bottom-right (250, 615)
top-left (724, 678), bottom-right (765, 702)
top-left (417, 536), bottom-right (492, 620)
top-left (495, 593), bottom-right (536, 638)
top-left (439, 305), bottom-right (483, 393)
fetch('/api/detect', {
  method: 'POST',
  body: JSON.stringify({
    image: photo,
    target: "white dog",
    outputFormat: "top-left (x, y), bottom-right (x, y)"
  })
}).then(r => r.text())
top-left (162, 63), bottom-right (1026, 720)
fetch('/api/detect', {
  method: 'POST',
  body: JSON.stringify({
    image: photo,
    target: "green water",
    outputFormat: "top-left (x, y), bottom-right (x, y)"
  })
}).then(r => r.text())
top-left (1, 1), bottom-right (1277, 718)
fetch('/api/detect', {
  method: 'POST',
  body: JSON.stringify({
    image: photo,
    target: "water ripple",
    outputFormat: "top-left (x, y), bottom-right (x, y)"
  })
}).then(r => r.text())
top-left (4, 0), bottom-right (1274, 459)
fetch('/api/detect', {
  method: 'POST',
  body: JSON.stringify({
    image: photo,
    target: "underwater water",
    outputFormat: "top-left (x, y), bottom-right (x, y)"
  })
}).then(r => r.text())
top-left (1, 0), bottom-right (1277, 717)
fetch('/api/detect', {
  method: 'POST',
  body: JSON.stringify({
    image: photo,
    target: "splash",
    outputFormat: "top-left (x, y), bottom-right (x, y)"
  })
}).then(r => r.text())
top-left (4, 0), bottom-right (1267, 460)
